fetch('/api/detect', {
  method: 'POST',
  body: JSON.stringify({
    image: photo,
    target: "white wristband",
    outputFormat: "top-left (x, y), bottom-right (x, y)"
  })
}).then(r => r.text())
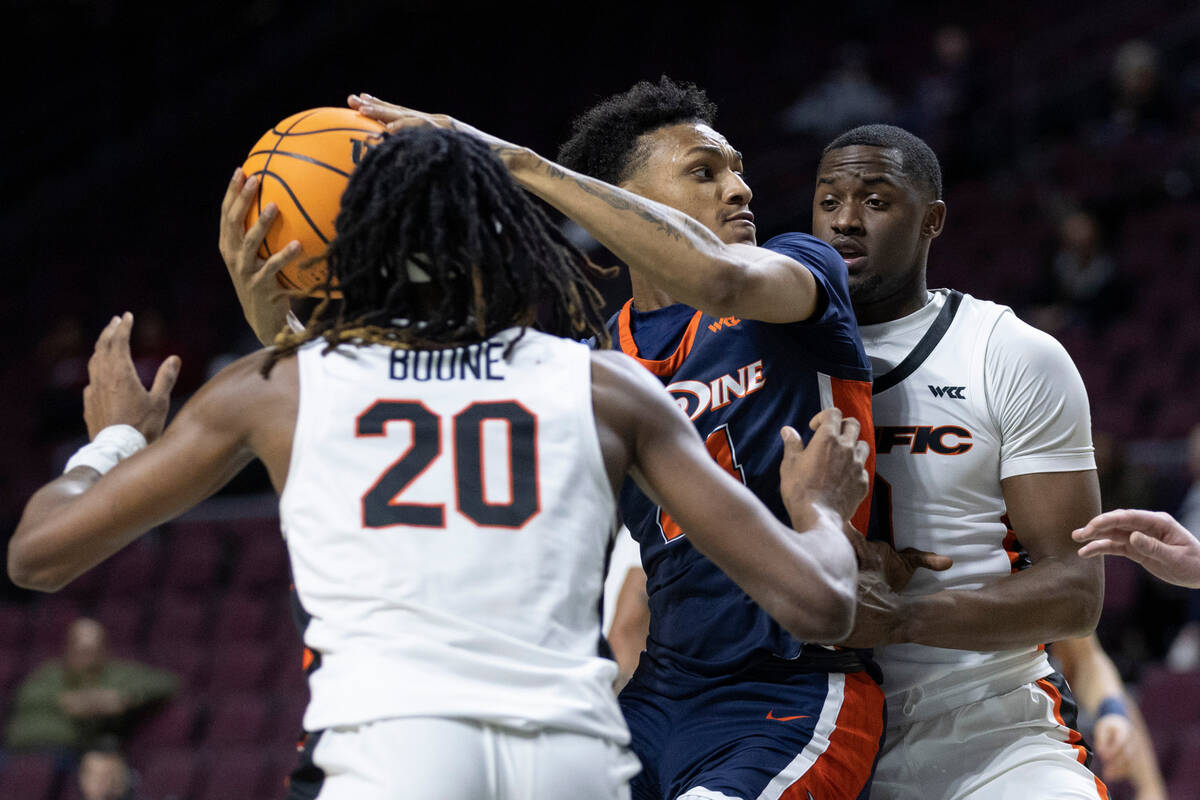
top-left (63, 425), bottom-right (148, 476)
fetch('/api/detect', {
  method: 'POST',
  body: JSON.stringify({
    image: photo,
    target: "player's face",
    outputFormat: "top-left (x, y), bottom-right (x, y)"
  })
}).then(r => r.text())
top-left (620, 123), bottom-right (756, 245)
top-left (812, 145), bottom-right (944, 319)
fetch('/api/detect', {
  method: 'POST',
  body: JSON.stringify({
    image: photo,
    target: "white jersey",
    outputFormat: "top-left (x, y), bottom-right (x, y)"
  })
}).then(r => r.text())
top-left (279, 328), bottom-right (628, 744)
top-left (861, 290), bottom-right (1095, 723)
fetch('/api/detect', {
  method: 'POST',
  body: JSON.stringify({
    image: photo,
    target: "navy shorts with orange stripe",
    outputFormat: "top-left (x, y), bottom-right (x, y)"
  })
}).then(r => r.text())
top-left (619, 659), bottom-right (885, 800)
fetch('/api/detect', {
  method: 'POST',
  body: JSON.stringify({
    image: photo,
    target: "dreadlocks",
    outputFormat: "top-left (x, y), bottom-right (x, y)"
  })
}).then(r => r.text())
top-left (267, 125), bottom-right (612, 373)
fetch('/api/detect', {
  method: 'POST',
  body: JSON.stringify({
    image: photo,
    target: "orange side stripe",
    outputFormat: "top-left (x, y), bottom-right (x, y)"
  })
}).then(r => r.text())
top-left (830, 377), bottom-right (875, 535)
top-left (781, 672), bottom-right (885, 800)
top-left (617, 300), bottom-right (704, 378)
top-left (1035, 678), bottom-right (1110, 800)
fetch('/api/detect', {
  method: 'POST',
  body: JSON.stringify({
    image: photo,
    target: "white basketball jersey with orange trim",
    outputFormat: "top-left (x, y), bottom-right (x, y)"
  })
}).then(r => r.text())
top-left (862, 290), bottom-right (1095, 723)
top-left (279, 328), bottom-right (628, 744)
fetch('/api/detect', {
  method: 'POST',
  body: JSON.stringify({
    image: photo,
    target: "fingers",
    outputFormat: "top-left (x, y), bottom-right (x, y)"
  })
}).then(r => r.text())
top-left (111, 311), bottom-right (133, 355)
top-left (1077, 538), bottom-right (1139, 563)
top-left (257, 240), bottom-right (302, 285)
top-left (780, 425), bottom-right (803, 451)
top-left (899, 547), bottom-right (954, 572)
top-left (1127, 530), bottom-right (1168, 560)
top-left (220, 167), bottom-right (244, 219)
top-left (809, 406), bottom-right (843, 431)
top-left (224, 172), bottom-right (260, 235)
top-left (1074, 508), bottom-right (1166, 541)
top-left (150, 355), bottom-right (182, 402)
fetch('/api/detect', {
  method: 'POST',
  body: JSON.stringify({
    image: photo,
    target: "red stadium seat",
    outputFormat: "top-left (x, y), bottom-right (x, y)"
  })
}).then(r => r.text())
top-left (0, 752), bottom-right (58, 800)
top-left (1137, 666), bottom-right (1200, 771)
top-left (139, 747), bottom-right (202, 800)
top-left (204, 691), bottom-right (270, 746)
top-left (1167, 725), bottom-right (1200, 800)
top-left (196, 748), bottom-right (269, 800)
top-left (127, 691), bottom-right (203, 761)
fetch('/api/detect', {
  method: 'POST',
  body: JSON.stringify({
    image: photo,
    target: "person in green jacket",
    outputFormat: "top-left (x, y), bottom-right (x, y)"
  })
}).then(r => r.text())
top-left (5, 617), bottom-right (178, 752)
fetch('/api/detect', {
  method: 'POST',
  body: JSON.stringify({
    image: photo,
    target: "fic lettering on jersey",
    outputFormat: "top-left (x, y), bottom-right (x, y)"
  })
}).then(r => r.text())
top-left (666, 360), bottom-right (765, 420)
top-left (876, 425), bottom-right (973, 455)
top-left (389, 342), bottom-right (505, 382)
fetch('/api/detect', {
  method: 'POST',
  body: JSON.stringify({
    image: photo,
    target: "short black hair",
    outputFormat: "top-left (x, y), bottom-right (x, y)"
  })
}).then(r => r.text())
top-left (268, 126), bottom-right (611, 370)
top-left (822, 124), bottom-right (943, 199)
top-left (557, 75), bottom-right (717, 184)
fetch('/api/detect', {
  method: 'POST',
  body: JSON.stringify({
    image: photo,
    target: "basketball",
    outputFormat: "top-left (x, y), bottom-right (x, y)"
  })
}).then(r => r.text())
top-left (241, 107), bottom-right (387, 294)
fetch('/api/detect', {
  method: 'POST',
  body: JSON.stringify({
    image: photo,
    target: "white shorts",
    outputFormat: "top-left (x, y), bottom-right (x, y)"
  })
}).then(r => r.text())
top-left (870, 678), bottom-right (1109, 800)
top-left (293, 716), bottom-right (641, 800)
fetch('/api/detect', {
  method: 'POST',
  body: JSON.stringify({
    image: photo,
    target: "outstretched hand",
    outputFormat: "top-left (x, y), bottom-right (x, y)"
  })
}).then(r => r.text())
top-left (219, 168), bottom-right (301, 345)
top-left (778, 407), bottom-right (870, 526)
top-left (348, 94), bottom-right (533, 168)
top-left (83, 313), bottom-right (180, 443)
top-left (1073, 509), bottom-right (1200, 589)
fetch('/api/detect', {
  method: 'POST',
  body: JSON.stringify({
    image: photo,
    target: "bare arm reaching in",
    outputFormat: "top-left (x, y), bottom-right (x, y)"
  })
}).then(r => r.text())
top-left (10, 323), bottom-right (864, 646)
top-left (1074, 509), bottom-right (1200, 588)
top-left (348, 95), bottom-right (819, 324)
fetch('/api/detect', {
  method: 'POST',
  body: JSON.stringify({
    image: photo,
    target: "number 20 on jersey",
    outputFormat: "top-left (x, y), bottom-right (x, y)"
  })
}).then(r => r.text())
top-left (356, 399), bottom-right (540, 530)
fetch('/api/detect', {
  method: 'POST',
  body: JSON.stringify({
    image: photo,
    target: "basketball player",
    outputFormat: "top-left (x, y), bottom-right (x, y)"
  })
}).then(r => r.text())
top-left (9, 127), bottom-right (870, 800)
top-left (347, 81), bottom-right (949, 800)
top-left (810, 124), bottom-right (1108, 799)
top-left (1075, 508), bottom-right (1200, 588)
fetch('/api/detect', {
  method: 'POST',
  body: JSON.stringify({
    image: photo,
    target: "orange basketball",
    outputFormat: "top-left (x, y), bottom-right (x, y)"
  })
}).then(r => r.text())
top-left (242, 107), bottom-right (387, 295)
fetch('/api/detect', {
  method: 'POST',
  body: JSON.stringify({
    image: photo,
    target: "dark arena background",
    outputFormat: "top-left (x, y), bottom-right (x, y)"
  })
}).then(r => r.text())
top-left (2, 1), bottom-right (1199, 798)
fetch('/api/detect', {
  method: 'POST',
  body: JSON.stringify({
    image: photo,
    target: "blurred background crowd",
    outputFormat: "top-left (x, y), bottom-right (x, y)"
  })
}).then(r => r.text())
top-left (1, 1), bottom-right (1198, 798)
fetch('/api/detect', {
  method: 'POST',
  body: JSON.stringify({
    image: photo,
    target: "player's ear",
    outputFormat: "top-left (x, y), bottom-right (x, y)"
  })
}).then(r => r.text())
top-left (921, 200), bottom-right (947, 240)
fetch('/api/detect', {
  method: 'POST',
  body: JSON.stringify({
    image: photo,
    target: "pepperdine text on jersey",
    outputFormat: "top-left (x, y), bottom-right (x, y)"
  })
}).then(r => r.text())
top-left (665, 359), bottom-right (765, 420)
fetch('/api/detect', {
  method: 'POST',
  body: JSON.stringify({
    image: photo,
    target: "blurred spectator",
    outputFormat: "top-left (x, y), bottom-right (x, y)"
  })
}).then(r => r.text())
top-left (1090, 40), bottom-right (1179, 149)
top-left (1029, 209), bottom-right (1127, 334)
top-left (4, 619), bottom-right (179, 752)
top-left (901, 25), bottom-right (985, 175)
top-left (76, 737), bottom-right (139, 800)
top-left (781, 42), bottom-right (896, 138)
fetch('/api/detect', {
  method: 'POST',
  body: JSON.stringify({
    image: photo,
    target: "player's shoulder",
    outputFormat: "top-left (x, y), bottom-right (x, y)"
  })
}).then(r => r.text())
top-left (957, 293), bottom-right (1082, 383)
top-left (590, 348), bottom-right (657, 388)
top-left (192, 347), bottom-right (297, 416)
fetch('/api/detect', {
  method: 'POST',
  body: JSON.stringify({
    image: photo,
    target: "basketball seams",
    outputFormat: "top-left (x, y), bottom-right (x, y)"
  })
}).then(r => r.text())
top-left (246, 149), bottom-right (352, 179)
top-left (271, 126), bottom-right (388, 137)
top-left (241, 108), bottom-right (385, 295)
top-left (257, 109), bottom-right (322, 258)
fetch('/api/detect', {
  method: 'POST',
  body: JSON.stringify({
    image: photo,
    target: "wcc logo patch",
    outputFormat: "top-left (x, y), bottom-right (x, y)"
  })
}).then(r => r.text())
top-left (928, 385), bottom-right (966, 399)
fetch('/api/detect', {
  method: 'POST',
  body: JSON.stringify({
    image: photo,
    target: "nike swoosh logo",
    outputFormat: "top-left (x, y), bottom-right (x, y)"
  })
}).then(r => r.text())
top-left (765, 709), bottom-right (810, 721)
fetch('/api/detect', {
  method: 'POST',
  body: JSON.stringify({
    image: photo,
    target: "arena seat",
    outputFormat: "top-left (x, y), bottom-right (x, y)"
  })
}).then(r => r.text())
top-left (0, 752), bottom-right (58, 800)
top-left (139, 747), bottom-right (201, 800)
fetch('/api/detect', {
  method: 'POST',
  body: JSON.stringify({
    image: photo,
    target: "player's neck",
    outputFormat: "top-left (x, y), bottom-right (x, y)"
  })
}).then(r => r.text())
top-left (629, 273), bottom-right (678, 312)
top-left (853, 275), bottom-right (929, 326)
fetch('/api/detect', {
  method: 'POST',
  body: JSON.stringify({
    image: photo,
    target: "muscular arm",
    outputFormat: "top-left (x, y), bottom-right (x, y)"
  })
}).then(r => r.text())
top-left (894, 469), bottom-right (1104, 649)
top-left (8, 353), bottom-right (291, 591)
top-left (347, 96), bottom-right (818, 323)
top-left (507, 154), bottom-right (817, 322)
top-left (591, 351), bottom-right (860, 643)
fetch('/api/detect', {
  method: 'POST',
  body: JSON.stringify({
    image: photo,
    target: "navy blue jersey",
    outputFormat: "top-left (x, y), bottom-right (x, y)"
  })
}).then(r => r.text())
top-left (610, 232), bottom-right (874, 677)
